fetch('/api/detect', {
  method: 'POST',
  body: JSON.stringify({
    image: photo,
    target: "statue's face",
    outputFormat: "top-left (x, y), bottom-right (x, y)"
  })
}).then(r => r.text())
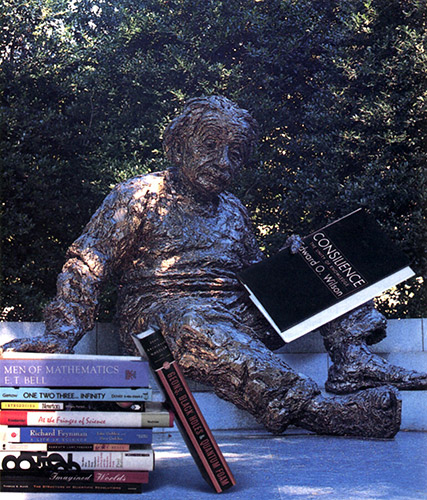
top-left (179, 113), bottom-right (250, 197)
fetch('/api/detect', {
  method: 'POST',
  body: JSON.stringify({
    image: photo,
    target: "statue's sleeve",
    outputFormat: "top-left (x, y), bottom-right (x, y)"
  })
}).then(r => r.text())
top-left (229, 193), bottom-right (264, 266)
top-left (44, 178), bottom-right (149, 345)
top-left (244, 223), bottom-right (265, 265)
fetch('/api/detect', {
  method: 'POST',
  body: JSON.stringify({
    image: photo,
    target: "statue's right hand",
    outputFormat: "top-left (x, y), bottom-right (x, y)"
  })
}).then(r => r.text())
top-left (1, 334), bottom-right (74, 354)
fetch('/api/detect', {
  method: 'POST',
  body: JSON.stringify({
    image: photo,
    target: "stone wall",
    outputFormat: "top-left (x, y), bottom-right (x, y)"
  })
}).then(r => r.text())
top-left (1, 320), bottom-right (425, 431)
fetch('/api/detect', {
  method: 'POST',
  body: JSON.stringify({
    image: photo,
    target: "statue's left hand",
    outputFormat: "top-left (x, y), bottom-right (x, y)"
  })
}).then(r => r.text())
top-left (280, 234), bottom-right (303, 255)
top-left (1, 334), bottom-right (74, 354)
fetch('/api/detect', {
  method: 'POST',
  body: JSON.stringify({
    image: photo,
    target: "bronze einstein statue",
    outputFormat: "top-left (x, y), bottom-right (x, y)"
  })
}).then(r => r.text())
top-left (3, 96), bottom-right (426, 438)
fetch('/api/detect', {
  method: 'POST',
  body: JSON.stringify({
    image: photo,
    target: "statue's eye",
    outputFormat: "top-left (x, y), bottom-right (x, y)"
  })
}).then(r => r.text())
top-left (229, 148), bottom-right (242, 163)
top-left (204, 139), bottom-right (217, 150)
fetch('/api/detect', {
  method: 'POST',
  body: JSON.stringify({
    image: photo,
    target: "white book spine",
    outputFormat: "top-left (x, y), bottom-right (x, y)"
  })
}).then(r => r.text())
top-left (0, 411), bottom-right (172, 428)
top-left (0, 449), bottom-right (154, 471)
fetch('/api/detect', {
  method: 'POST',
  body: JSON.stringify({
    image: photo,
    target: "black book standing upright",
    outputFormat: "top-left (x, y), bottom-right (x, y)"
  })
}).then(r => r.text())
top-left (132, 327), bottom-right (236, 494)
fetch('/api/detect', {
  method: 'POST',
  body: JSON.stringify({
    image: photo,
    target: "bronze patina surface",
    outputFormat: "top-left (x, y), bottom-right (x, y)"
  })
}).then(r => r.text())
top-left (4, 96), bottom-right (425, 438)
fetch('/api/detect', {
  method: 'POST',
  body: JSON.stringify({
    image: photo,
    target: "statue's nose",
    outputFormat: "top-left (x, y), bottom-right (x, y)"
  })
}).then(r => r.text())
top-left (218, 146), bottom-right (231, 168)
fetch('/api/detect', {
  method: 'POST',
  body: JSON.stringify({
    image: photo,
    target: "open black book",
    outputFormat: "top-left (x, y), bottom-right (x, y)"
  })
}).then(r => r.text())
top-left (238, 209), bottom-right (415, 344)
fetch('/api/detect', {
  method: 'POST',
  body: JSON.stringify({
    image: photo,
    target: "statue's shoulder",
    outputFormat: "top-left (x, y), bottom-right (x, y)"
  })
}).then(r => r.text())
top-left (220, 191), bottom-right (250, 217)
top-left (113, 171), bottom-right (167, 198)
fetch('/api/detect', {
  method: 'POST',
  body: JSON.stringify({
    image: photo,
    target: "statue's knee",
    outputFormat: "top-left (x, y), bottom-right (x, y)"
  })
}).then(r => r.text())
top-left (181, 311), bottom-right (204, 332)
top-left (330, 303), bottom-right (385, 336)
top-left (362, 303), bottom-right (386, 331)
top-left (364, 307), bottom-right (387, 345)
top-left (348, 303), bottom-right (387, 344)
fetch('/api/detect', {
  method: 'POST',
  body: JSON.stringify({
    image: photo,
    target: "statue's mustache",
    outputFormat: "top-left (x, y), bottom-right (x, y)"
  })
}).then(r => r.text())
top-left (198, 162), bottom-right (233, 183)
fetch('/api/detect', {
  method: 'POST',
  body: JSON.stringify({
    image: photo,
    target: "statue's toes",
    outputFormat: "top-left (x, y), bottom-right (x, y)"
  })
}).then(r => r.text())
top-left (387, 366), bottom-right (427, 390)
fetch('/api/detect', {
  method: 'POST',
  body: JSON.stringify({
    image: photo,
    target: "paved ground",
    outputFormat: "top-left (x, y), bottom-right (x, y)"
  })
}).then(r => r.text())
top-left (2, 429), bottom-right (426, 500)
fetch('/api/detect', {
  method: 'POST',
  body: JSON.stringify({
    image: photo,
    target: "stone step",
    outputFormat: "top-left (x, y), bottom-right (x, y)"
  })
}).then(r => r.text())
top-left (154, 389), bottom-right (427, 433)
top-left (1, 321), bottom-right (426, 431)
top-left (275, 318), bottom-right (426, 354)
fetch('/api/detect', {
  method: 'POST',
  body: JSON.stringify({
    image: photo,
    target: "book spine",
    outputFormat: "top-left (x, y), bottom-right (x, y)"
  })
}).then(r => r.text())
top-left (0, 481), bottom-right (144, 493)
top-left (0, 359), bottom-right (149, 387)
top-left (0, 449), bottom-right (154, 471)
top-left (2, 443), bottom-right (145, 451)
top-left (133, 327), bottom-right (235, 493)
top-left (3, 401), bottom-right (146, 412)
top-left (0, 387), bottom-right (153, 401)
top-left (1, 402), bottom-right (64, 410)
top-left (0, 469), bottom-right (149, 483)
top-left (2, 426), bottom-right (153, 444)
top-left (0, 410), bottom-right (173, 427)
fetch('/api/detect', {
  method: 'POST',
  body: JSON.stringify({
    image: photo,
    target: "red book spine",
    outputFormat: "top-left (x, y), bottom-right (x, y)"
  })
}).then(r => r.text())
top-left (0, 470), bottom-right (149, 484)
top-left (0, 411), bottom-right (27, 425)
top-left (93, 470), bottom-right (149, 483)
top-left (133, 328), bottom-right (236, 493)
top-left (158, 361), bottom-right (235, 493)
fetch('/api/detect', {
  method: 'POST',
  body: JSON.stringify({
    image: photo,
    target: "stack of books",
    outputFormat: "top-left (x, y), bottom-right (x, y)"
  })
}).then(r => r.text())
top-left (0, 351), bottom-right (174, 493)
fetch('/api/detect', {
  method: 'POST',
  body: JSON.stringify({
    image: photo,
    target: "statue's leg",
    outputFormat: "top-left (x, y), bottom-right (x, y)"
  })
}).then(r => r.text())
top-left (321, 302), bottom-right (427, 394)
top-left (148, 299), bottom-right (401, 438)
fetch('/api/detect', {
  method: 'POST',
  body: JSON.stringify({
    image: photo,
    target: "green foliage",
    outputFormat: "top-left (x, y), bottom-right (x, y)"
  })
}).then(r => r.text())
top-left (1, 0), bottom-right (425, 320)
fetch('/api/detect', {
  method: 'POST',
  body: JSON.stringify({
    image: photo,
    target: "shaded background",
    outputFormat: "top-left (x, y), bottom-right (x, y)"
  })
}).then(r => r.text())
top-left (1, 0), bottom-right (425, 321)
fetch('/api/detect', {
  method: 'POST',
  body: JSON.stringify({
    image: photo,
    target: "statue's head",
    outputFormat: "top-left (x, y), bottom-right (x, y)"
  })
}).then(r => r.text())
top-left (163, 96), bottom-right (258, 198)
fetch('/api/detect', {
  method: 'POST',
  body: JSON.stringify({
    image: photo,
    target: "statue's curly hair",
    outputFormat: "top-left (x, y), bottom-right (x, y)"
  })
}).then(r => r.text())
top-left (163, 95), bottom-right (259, 167)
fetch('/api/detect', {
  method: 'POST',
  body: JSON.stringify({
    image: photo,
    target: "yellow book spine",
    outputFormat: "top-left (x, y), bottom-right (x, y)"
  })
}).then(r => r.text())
top-left (1, 402), bottom-right (64, 410)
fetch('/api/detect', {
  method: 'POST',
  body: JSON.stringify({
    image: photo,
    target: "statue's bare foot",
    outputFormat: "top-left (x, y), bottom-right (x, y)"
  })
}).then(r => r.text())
top-left (1, 335), bottom-right (74, 354)
top-left (326, 354), bottom-right (427, 394)
top-left (297, 386), bottom-right (401, 438)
